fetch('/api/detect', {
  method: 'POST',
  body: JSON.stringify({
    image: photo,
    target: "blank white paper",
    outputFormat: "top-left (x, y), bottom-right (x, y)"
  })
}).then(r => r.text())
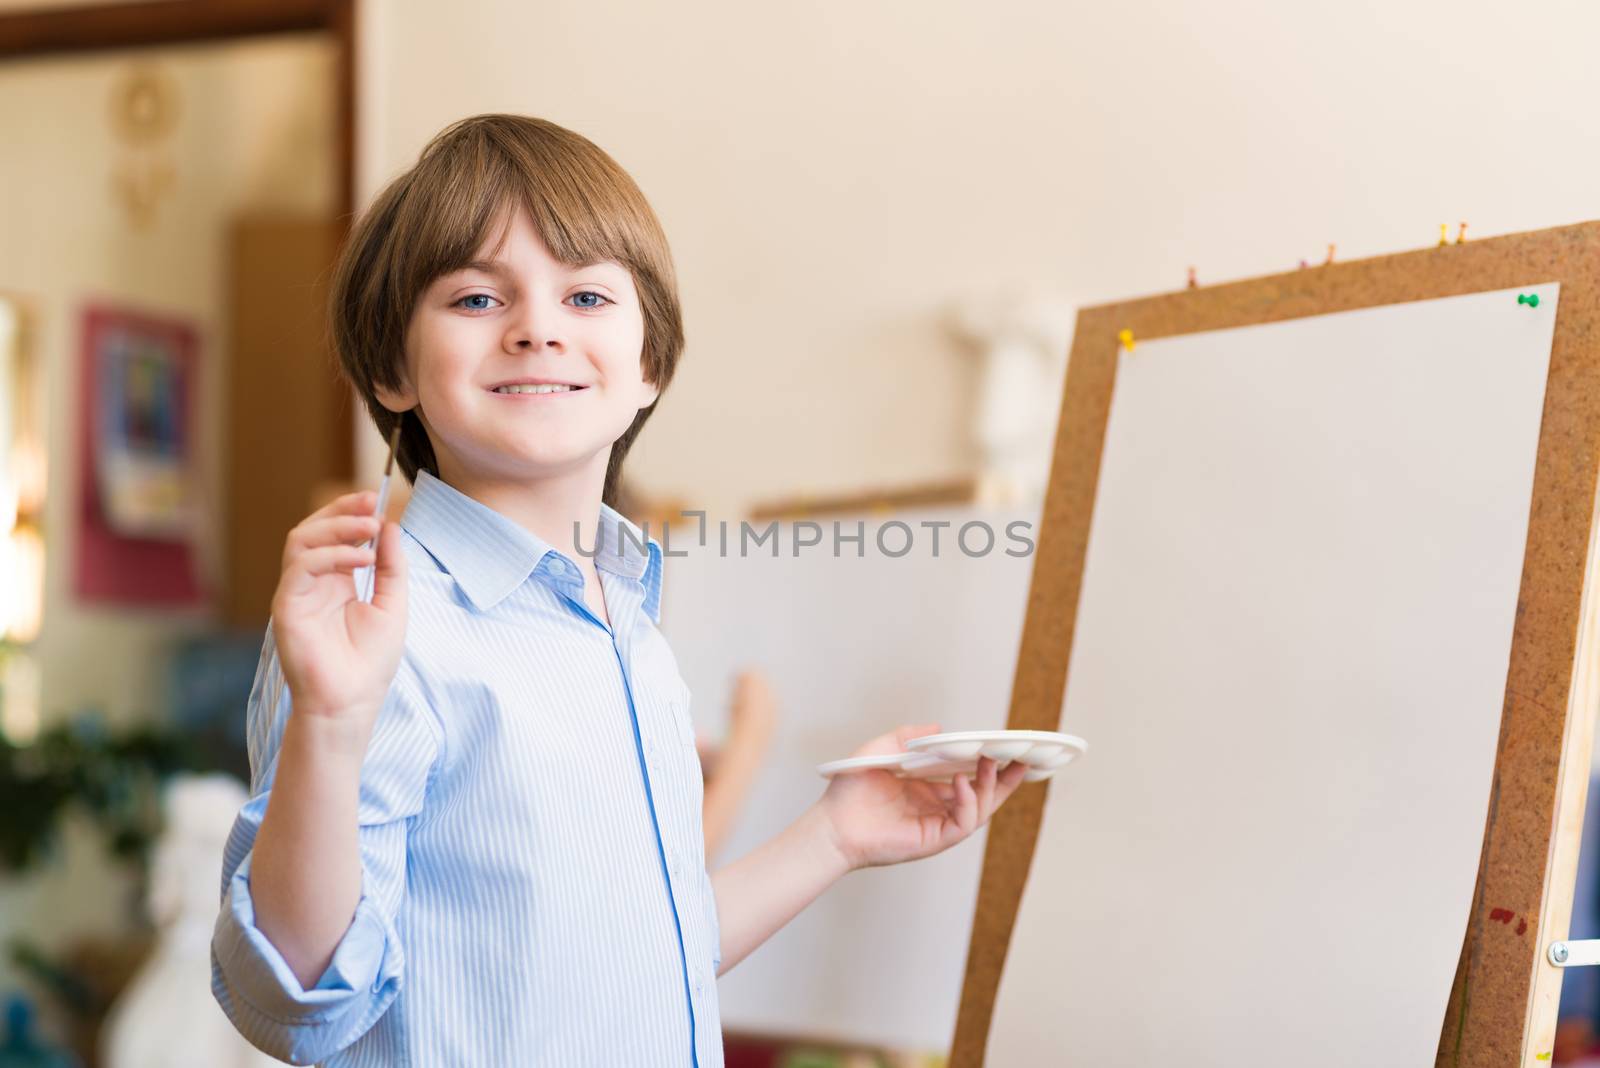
top-left (987, 285), bottom-right (1559, 1066)
top-left (661, 505), bottom-right (1038, 1050)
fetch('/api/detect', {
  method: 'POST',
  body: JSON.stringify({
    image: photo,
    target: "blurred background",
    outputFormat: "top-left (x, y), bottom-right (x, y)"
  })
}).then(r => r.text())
top-left (4, 1), bottom-right (1600, 1065)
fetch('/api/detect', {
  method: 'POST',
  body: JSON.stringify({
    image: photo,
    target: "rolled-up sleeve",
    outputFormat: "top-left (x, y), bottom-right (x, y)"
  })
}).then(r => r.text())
top-left (211, 627), bottom-right (443, 1065)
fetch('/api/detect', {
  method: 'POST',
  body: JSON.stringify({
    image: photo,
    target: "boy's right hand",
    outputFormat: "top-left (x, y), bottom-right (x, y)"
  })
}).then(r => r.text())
top-left (271, 490), bottom-right (408, 727)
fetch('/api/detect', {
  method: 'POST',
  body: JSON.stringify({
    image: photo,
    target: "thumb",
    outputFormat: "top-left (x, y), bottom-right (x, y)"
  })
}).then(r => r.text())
top-left (852, 723), bottom-right (941, 757)
top-left (894, 722), bottom-right (942, 749)
top-left (370, 521), bottom-right (408, 614)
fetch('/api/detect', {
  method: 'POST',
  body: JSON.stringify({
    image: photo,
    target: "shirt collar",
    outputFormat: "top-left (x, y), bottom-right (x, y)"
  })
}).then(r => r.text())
top-left (595, 499), bottom-right (664, 624)
top-left (400, 470), bottom-right (664, 622)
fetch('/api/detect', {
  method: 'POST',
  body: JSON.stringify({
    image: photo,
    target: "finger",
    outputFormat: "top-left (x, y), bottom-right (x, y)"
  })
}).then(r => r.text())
top-left (950, 768), bottom-right (978, 837)
top-left (306, 489), bottom-right (379, 523)
top-left (996, 759), bottom-right (1029, 803)
top-left (369, 521), bottom-right (409, 614)
top-left (975, 757), bottom-right (998, 818)
top-left (284, 514), bottom-right (382, 564)
top-left (290, 543), bottom-right (374, 581)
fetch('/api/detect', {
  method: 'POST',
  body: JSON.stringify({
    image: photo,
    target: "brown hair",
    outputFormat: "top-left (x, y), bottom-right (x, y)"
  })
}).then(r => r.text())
top-left (328, 114), bottom-right (683, 504)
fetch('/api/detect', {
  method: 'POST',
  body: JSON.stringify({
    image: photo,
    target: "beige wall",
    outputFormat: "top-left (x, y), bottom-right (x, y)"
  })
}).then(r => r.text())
top-left (356, 0), bottom-right (1600, 516)
top-left (0, 34), bottom-right (334, 727)
top-left (0, 31), bottom-right (333, 994)
top-left (3, 0), bottom-right (1600, 1036)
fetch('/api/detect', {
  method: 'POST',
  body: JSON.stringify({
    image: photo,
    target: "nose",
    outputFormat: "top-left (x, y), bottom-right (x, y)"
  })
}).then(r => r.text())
top-left (504, 301), bottom-right (565, 354)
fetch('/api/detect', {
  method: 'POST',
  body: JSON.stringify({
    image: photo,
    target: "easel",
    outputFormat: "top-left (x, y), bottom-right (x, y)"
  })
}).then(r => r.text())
top-left (949, 222), bottom-right (1600, 1066)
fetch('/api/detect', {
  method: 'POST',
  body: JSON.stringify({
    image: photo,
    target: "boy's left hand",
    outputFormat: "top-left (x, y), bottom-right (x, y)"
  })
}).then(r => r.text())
top-left (816, 724), bottom-right (1028, 872)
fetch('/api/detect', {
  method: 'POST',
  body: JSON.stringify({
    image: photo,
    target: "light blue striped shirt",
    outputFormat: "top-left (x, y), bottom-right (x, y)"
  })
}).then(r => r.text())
top-left (211, 470), bottom-right (723, 1067)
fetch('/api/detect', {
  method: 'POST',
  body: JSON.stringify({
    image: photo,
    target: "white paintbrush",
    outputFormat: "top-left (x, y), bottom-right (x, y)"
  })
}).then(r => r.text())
top-left (355, 425), bottom-right (402, 604)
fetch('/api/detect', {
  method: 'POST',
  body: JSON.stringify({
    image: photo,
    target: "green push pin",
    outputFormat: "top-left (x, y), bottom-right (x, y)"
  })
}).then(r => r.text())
top-left (1518, 293), bottom-right (1541, 308)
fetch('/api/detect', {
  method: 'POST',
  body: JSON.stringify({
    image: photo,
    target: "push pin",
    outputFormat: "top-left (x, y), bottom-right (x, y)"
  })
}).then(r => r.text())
top-left (1518, 293), bottom-right (1540, 308)
top-left (1456, 221), bottom-right (1468, 245)
top-left (1118, 329), bottom-right (1136, 352)
top-left (1325, 243), bottom-right (1337, 266)
top-left (1187, 266), bottom-right (1198, 289)
top-left (1439, 224), bottom-right (1449, 248)
top-left (1298, 259), bottom-right (1309, 270)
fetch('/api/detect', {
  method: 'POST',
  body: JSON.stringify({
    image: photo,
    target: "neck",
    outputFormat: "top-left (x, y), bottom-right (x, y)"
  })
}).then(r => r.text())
top-left (435, 451), bottom-right (611, 558)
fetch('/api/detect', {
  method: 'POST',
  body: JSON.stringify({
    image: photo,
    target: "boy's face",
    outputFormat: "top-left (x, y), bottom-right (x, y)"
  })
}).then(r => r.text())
top-left (383, 205), bottom-right (657, 489)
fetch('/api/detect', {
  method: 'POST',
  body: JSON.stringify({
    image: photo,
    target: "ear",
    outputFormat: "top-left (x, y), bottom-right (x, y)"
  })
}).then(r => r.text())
top-left (375, 376), bottom-right (418, 413)
top-left (637, 378), bottom-right (661, 411)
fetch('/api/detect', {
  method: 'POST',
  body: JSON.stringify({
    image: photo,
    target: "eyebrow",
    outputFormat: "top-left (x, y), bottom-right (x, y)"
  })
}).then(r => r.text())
top-left (453, 258), bottom-right (622, 280)
top-left (457, 259), bottom-right (514, 279)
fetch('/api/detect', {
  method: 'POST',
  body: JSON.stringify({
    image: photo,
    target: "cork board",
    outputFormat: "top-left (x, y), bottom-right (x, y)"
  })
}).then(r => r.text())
top-left (949, 223), bottom-right (1600, 1067)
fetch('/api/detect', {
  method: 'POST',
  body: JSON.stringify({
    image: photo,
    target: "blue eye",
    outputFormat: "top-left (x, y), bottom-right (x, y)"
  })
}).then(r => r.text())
top-left (568, 291), bottom-right (612, 309)
top-left (455, 294), bottom-right (499, 311)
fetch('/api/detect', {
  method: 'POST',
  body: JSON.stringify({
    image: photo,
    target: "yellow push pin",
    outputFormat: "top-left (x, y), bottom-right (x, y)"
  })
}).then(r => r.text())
top-left (1438, 223), bottom-right (1449, 248)
top-left (1118, 329), bottom-right (1136, 353)
top-left (1325, 243), bottom-right (1337, 265)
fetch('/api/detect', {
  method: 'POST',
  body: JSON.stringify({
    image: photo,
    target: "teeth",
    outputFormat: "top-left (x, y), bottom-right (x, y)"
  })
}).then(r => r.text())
top-left (494, 384), bottom-right (578, 394)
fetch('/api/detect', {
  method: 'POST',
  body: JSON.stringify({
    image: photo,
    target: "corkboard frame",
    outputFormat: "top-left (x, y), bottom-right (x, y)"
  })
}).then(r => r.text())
top-left (949, 222), bottom-right (1600, 1068)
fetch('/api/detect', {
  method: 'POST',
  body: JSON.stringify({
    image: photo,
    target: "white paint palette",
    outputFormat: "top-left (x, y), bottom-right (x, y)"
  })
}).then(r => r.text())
top-left (817, 730), bottom-right (1087, 783)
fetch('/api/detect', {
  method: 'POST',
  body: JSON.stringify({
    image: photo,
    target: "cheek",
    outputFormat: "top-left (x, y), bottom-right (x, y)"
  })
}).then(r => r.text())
top-left (410, 332), bottom-right (475, 401)
top-left (603, 315), bottom-right (650, 392)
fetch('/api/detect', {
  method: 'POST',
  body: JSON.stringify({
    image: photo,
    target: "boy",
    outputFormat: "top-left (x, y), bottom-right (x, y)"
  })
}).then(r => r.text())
top-left (211, 113), bottom-right (1026, 1067)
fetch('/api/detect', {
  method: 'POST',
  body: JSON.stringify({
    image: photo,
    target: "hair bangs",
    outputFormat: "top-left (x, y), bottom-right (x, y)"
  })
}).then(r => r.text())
top-left (328, 113), bottom-right (684, 503)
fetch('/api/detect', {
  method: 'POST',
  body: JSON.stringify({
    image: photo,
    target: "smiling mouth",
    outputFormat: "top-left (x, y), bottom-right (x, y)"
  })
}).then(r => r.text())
top-left (490, 384), bottom-right (588, 395)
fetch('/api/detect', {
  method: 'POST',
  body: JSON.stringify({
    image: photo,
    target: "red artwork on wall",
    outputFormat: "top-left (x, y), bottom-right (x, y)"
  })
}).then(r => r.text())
top-left (74, 303), bottom-right (205, 606)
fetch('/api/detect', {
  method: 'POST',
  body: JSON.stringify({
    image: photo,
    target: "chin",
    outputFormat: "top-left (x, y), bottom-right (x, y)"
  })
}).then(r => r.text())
top-left (492, 442), bottom-right (611, 480)
top-left (441, 424), bottom-right (625, 482)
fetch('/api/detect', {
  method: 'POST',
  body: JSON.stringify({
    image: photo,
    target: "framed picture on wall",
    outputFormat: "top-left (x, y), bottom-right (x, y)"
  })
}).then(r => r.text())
top-left (74, 302), bottom-right (204, 606)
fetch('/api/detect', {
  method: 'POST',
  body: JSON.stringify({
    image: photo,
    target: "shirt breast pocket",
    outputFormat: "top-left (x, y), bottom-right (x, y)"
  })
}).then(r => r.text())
top-left (666, 683), bottom-right (697, 750)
